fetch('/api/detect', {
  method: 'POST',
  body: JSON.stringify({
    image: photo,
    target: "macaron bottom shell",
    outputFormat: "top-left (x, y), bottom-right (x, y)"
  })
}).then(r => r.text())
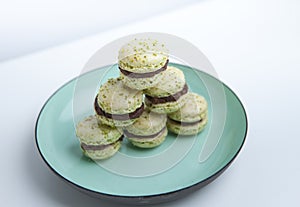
top-left (145, 93), bottom-right (188, 114)
top-left (120, 72), bottom-right (164, 90)
top-left (96, 114), bottom-right (138, 127)
top-left (127, 127), bottom-right (168, 148)
top-left (167, 117), bottom-right (208, 136)
top-left (82, 141), bottom-right (122, 160)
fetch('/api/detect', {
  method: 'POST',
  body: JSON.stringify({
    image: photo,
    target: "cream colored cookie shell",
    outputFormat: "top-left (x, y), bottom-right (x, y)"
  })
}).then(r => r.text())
top-left (83, 141), bottom-right (121, 160)
top-left (120, 71), bottom-right (163, 90)
top-left (168, 93), bottom-right (208, 122)
top-left (96, 114), bottom-right (137, 127)
top-left (128, 127), bottom-right (168, 148)
top-left (145, 93), bottom-right (188, 114)
top-left (118, 38), bottom-right (169, 73)
top-left (144, 66), bottom-right (186, 97)
top-left (167, 116), bottom-right (208, 136)
top-left (76, 115), bottom-right (122, 145)
top-left (97, 77), bottom-right (143, 114)
top-left (125, 109), bottom-right (167, 135)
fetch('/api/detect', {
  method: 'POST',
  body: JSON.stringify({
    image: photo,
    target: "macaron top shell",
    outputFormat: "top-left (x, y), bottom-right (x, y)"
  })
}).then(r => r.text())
top-left (144, 66), bottom-right (186, 97)
top-left (118, 38), bottom-right (169, 73)
top-left (168, 93), bottom-right (208, 122)
top-left (124, 108), bottom-right (167, 135)
top-left (97, 77), bottom-right (143, 114)
top-left (76, 115), bottom-right (122, 145)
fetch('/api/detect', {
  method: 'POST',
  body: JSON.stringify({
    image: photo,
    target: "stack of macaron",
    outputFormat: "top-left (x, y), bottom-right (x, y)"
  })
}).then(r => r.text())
top-left (76, 38), bottom-right (208, 160)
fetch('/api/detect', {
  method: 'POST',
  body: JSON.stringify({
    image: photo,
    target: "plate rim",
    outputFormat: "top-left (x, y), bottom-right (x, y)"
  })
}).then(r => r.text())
top-left (35, 63), bottom-right (248, 204)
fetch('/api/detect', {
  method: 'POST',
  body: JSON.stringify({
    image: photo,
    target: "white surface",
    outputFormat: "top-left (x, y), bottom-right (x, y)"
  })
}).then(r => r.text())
top-left (1, 0), bottom-right (300, 206)
top-left (0, 0), bottom-right (197, 61)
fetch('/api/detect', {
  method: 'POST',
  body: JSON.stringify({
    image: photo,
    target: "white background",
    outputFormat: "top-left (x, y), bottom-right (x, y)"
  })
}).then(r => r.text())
top-left (0, 0), bottom-right (198, 61)
top-left (1, 0), bottom-right (300, 206)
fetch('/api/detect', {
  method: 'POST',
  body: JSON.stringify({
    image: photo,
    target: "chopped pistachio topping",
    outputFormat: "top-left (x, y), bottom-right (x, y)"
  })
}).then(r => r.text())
top-left (118, 38), bottom-right (169, 72)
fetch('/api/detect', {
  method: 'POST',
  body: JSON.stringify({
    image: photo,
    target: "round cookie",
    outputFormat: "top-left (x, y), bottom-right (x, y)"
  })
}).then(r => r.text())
top-left (94, 77), bottom-right (144, 127)
top-left (167, 93), bottom-right (208, 135)
top-left (118, 38), bottom-right (169, 90)
top-left (144, 66), bottom-right (188, 114)
top-left (76, 115), bottom-right (123, 160)
top-left (123, 108), bottom-right (167, 148)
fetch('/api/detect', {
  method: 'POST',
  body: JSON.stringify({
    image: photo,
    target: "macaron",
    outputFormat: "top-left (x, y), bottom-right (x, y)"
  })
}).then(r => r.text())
top-left (144, 66), bottom-right (188, 114)
top-left (118, 38), bottom-right (169, 90)
top-left (123, 108), bottom-right (167, 148)
top-left (167, 93), bottom-right (208, 135)
top-left (76, 115), bottom-right (123, 160)
top-left (94, 77), bottom-right (144, 127)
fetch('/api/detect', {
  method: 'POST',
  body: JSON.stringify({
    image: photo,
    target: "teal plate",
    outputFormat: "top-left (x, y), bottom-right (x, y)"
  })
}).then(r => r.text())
top-left (35, 63), bottom-right (247, 205)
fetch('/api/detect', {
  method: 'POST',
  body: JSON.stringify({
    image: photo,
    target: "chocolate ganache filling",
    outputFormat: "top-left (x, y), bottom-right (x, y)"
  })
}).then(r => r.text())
top-left (94, 96), bottom-right (144, 120)
top-left (119, 59), bottom-right (169, 79)
top-left (123, 126), bottom-right (166, 139)
top-left (81, 135), bottom-right (124, 151)
top-left (145, 84), bottom-right (188, 104)
top-left (168, 117), bottom-right (202, 126)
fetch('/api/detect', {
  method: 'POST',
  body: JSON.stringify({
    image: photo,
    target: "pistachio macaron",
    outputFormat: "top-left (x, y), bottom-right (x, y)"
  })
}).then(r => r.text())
top-left (123, 108), bottom-right (167, 148)
top-left (76, 115), bottom-right (123, 160)
top-left (94, 77), bottom-right (144, 127)
top-left (167, 93), bottom-right (208, 135)
top-left (118, 38), bottom-right (169, 90)
top-left (144, 66), bottom-right (188, 114)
